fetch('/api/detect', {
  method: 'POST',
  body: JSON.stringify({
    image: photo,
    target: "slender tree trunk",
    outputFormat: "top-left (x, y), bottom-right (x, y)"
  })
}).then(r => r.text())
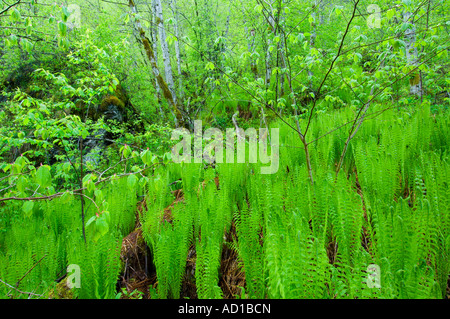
top-left (154, 0), bottom-right (177, 105)
top-left (308, 0), bottom-right (318, 89)
top-left (193, 0), bottom-right (204, 61)
top-left (403, 11), bottom-right (422, 97)
top-left (79, 137), bottom-right (86, 243)
top-left (278, 0), bottom-right (286, 99)
top-left (265, 14), bottom-right (274, 87)
top-left (169, 0), bottom-right (183, 101)
top-left (128, 0), bottom-right (184, 127)
top-left (245, 22), bottom-right (258, 79)
top-left (150, 0), bottom-right (164, 118)
top-left (262, 0), bottom-right (276, 87)
top-left (335, 83), bottom-right (377, 177)
top-left (319, 0), bottom-right (327, 25)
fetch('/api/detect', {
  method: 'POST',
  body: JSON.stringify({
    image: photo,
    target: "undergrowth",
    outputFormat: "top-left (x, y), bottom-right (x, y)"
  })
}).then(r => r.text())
top-left (0, 103), bottom-right (448, 299)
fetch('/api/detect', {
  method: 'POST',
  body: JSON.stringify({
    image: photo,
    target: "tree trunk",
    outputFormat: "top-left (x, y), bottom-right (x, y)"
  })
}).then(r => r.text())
top-left (128, 0), bottom-right (184, 127)
top-left (308, 0), bottom-right (318, 89)
top-left (265, 2), bottom-right (276, 87)
top-left (169, 0), bottom-right (184, 102)
top-left (149, 0), bottom-right (164, 118)
top-left (403, 11), bottom-right (422, 97)
top-left (245, 22), bottom-right (258, 79)
top-left (154, 0), bottom-right (177, 106)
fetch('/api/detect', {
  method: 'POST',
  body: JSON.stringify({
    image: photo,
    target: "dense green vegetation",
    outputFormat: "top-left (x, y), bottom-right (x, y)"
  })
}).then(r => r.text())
top-left (0, 0), bottom-right (448, 299)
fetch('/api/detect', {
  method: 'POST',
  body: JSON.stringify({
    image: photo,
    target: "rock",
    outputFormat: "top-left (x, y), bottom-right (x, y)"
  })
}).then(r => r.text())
top-left (80, 129), bottom-right (108, 171)
top-left (47, 279), bottom-right (75, 299)
top-left (83, 146), bottom-right (103, 170)
top-left (103, 104), bottom-right (124, 123)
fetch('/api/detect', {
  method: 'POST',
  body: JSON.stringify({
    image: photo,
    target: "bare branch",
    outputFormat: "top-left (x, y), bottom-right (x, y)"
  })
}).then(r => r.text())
top-left (0, 0), bottom-right (20, 16)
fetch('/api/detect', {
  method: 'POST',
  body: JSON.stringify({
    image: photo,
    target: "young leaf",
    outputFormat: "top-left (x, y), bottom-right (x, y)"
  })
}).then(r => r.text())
top-left (95, 217), bottom-right (109, 237)
top-left (86, 216), bottom-right (96, 228)
top-left (141, 149), bottom-right (153, 166)
top-left (36, 165), bottom-right (52, 189)
top-left (10, 9), bottom-right (21, 22)
top-left (22, 201), bottom-right (34, 217)
top-left (58, 21), bottom-right (67, 37)
top-left (127, 174), bottom-right (138, 190)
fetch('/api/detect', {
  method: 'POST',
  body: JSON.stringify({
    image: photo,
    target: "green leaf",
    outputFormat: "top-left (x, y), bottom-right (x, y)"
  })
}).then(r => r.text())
top-left (2, 164), bottom-right (11, 173)
top-left (102, 211), bottom-right (110, 224)
top-left (36, 165), bottom-right (52, 189)
top-left (437, 49), bottom-right (448, 59)
top-left (22, 201), bottom-right (34, 217)
top-left (402, 0), bottom-right (412, 6)
top-left (58, 21), bottom-right (67, 37)
top-left (10, 8), bottom-right (21, 22)
top-left (86, 180), bottom-right (95, 193)
top-left (122, 145), bottom-right (131, 158)
top-left (85, 216), bottom-right (96, 228)
top-left (16, 176), bottom-right (28, 193)
top-left (205, 61), bottom-right (215, 71)
top-left (95, 217), bottom-right (109, 237)
top-left (386, 8), bottom-right (396, 20)
top-left (303, 40), bottom-right (308, 50)
top-left (14, 156), bottom-right (27, 172)
top-left (62, 6), bottom-right (71, 21)
top-left (127, 174), bottom-right (138, 190)
top-left (62, 162), bottom-right (71, 173)
top-left (9, 34), bottom-right (18, 46)
top-left (163, 152), bottom-right (172, 164)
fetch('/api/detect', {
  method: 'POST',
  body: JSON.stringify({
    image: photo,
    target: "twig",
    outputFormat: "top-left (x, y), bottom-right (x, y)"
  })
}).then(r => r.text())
top-left (0, 278), bottom-right (44, 298)
top-left (79, 137), bottom-right (86, 243)
top-left (0, 0), bottom-right (20, 16)
top-left (15, 254), bottom-right (47, 289)
top-left (304, 0), bottom-right (361, 136)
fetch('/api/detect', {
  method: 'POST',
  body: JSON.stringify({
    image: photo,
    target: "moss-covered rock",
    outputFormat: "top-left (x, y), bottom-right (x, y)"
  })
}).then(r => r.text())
top-left (47, 280), bottom-right (75, 299)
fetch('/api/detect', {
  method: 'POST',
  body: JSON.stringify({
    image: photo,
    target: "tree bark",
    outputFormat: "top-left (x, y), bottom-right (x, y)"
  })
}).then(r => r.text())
top-left (265, 11), bottom-right (275, 87)
top-left (403, 11), bottom-right (422, 97)
top-left (169, 0), bottom-right (184, 101)
top-left (149, 0), bottom-right (164, 117)
top-left (308, 0), bottom-right (318, 89)
top-left (245, 22), bottom-right (258, 79)
top-left (128, 0), bottom-right (184, 127)
top-left (154, 0), bottom-right (177, 106)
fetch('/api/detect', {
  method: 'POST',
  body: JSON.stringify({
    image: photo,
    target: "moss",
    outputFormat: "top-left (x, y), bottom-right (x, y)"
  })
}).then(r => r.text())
top-left (47, 280), bottom-right (75, 299)
top-left (100, 95), bottom-right (125, 111)
top-left (114, 83), bottom-right (128, 104)
top-left (409, 73), bottom-right (420, 86)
